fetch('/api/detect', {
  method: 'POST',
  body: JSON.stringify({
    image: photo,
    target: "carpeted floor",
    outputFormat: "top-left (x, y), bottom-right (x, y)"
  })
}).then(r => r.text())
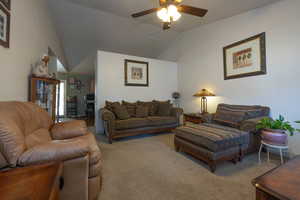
top-left (97, 133), bottom-right (278, 200)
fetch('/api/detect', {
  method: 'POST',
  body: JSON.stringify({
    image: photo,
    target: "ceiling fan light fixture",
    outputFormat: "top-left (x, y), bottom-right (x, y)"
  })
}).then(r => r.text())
top-left (157, 8), bottom-right (170, 22)
top-left (171, 10), bottom-right (181, 21)
top-left (157, 4), bottom-right (181, 23)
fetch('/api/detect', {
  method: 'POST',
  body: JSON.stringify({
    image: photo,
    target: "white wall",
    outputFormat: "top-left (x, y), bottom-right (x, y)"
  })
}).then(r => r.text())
top-left (0, 0), bottom-right (66, 101)
top-left (96, 50), bottom-right (178, 133)
top-left (159, 0), bottom-right (300, 155)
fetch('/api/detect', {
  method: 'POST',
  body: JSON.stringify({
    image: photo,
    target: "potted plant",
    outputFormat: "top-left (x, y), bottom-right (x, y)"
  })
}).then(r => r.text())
top-left (256, 115), bottom-right (296, 145)
top-left (296, 121), bottom-right (300, 132)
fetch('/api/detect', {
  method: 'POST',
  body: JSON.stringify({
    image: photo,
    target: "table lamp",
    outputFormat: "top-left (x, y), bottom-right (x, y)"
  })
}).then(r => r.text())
top-left (193, 89), bottom-right (215, 114)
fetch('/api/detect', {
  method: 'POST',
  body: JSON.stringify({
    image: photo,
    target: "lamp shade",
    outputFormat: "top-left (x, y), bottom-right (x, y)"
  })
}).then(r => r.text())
top-left (193, 89), bottom-right (215, 97)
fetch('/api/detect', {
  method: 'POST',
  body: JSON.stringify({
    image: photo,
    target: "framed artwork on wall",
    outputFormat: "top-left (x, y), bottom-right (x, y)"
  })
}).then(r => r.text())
top-left (0, 0), bottom-right (10, 10)
top-left (125, 59), bottom-right (149, 87)
top-left (223, 32), bottom-right (266, 80)
top-left (0, 3), bottom-right (10, 48)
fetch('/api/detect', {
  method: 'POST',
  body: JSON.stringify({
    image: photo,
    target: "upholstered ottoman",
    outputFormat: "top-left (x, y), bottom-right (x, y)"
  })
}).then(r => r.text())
top-left (173, 123), bottom-right (249, 172)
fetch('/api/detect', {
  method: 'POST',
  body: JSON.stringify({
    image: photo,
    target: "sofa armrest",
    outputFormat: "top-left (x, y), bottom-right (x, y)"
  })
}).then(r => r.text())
top-left (100, 108), bottom-right (116, 121)
top-left (51, 120), bottom-right (87, 140)
top-left (170, 108), bottom-right (183, 119)
top-left (240, 116), bottom-right (270, 132)
top-left (18, 139), bottom-right (89, 166)
top-left (100, 108), bottom-right (116, 142)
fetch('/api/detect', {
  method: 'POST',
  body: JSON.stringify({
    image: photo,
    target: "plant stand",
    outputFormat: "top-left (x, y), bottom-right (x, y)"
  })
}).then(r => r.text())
top-left (258, 140), bottom-right (289, 164)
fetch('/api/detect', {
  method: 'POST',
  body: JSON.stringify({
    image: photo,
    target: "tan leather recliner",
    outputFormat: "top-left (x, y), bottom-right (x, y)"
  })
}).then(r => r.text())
top-left (0, 102), bottom-right (102, 200)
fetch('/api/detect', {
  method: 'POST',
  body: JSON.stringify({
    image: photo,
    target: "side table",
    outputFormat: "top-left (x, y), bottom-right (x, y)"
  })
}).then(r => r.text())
top-left (184, 113), bottom-right (212, 124)
top-left (0, 162), bottom-right (63, 200)
top-left (253, 156), bottom-right (300, 200)
top-left (258, 140), bottom-right (288, 164)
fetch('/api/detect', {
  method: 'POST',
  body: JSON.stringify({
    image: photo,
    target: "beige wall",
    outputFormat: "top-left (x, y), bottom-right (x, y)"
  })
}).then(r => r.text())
top-left (159, 0), bottom-right (300, 154)
top-left (96, 50), bottom-right (178, 133)
top-left (0, 0), bottom-right (66, 101)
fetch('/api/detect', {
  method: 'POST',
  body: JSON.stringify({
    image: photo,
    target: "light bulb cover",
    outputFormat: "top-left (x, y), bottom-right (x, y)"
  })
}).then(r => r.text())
top-left (157, 8), bottom-right (170, 22)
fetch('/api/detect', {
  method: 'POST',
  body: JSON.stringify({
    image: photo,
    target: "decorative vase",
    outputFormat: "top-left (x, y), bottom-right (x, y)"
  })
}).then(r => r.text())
top-left (261, 129), bottom-right (288, 145)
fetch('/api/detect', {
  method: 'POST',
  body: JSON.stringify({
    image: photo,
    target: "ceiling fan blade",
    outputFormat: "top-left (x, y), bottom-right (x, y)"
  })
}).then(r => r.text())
top-left (132, 8), bottom-right (159, 18)
top-left (177, 5), bottom-right (208, 17)
top-left (163, 22), bottom-right (171, 30)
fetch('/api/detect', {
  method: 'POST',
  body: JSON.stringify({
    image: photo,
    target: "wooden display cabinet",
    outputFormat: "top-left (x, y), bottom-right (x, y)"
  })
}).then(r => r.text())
top-left (30, 76), bottom-right (60, 121)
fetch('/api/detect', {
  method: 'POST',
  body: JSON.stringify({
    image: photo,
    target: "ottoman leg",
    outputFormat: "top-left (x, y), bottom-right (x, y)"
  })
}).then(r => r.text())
top-left (239, 150), bottom-right (244, 162)
top-left (231, 157), bottom-right (238, 164)
top-left (209, 161), bottom-right (217, 173)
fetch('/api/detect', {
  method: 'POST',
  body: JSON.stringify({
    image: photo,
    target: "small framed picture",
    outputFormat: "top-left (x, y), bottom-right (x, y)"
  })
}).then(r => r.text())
top-left (125, 59), bottom-right (149, 87)
top-left (0, 0), bottom-right (10, 10)
top-left (0, 3), bottom-right (10, 48)
top-left (223, 33), bottom-right (266, 80)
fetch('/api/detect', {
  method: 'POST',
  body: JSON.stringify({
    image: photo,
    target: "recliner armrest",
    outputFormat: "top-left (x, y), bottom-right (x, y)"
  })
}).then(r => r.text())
top-left (51, 120), bottom-right (87, 140)
top-left (18, 139), bottom-right (89, 166)
top-left (240, 116), bottom-right (270, 132)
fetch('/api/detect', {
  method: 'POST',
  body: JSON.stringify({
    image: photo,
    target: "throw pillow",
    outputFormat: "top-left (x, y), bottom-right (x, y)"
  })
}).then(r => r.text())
top-left (122, 101), bottom-right (137, 117)
top-left (112, 104), bottom-right (130, 120)
top-left (105, 101), bottom-right (120, 112)
top-left (157, 103), bottom-right (172, 116)
top-left (153, 100), bottom-right (171, 115)
top-left (136, 106), bottom-right (149, 118)
top-left (137, 101), bottom-right (156, 116)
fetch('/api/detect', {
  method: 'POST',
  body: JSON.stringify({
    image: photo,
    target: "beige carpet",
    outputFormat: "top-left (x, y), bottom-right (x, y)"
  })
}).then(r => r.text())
top-left (97, 133), bottom-right (278, 200)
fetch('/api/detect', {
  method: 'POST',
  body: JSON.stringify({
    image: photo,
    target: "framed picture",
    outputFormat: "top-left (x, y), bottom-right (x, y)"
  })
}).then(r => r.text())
top-left (223, 33), bottom-right (266, 80)
top-left (0, 0), bottom-right (10, 10)
top-left (125, 59), bottom-right (149, 87)
top-left (0, 3), bottom-right (10, 48)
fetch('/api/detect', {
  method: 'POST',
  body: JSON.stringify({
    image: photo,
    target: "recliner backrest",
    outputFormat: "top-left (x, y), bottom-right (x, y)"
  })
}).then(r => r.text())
top-left (0, 102), bottom-right (53, 168)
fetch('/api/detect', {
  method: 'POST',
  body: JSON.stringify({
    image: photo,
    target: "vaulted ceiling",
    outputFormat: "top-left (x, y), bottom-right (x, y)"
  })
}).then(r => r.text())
top-left (47, 0), bottom-right (280, 70)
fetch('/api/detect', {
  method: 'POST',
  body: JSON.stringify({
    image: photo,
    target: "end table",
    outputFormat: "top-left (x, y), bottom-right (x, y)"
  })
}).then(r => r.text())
top-left (184, 113), bottom-right (212, 124)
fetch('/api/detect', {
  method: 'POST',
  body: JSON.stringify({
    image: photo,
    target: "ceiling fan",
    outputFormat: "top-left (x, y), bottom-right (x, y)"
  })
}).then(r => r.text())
top-left (131, 0), bottom-right (208, 30)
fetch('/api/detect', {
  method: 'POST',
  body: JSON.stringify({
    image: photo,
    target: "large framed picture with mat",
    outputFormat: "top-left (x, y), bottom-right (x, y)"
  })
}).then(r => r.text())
top-left (0, 0), bottom-right (10, 10)
top-left (125, 59), bottom-right (149, 87)
top-left (0, 3), bottom-right (10, 48)
top-left (223, 33), bottom-right (266, 80)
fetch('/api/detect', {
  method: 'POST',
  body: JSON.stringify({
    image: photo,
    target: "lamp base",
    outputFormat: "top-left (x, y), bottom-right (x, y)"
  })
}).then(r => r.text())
top-left (200, 97), bottom-right (208, 114)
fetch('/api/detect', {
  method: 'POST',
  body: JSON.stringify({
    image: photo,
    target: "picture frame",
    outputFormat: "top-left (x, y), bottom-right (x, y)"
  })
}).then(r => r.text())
top-left (0, 3), bottom-right (10, 48)
top-left (125, 59), bottom-right (149, 87)
top-left (223, 33), bottom-right (266, 80)
top-left (0, 0), bottom-right (10, 10)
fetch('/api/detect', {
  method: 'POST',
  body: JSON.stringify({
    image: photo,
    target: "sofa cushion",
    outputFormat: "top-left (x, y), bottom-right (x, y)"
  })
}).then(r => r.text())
top-left (157, 103), bottom-right (172, 116)
top-left (174, 123), bottom-right (249, 152)
top-left (115, 118), bottom-right (150, 130)
top-left (136, 105), bottom-right (149, 118)
top-left (122, 101), bottom-right (137, 117)
top-left (147, 116), bottom-right (177, 126)
top-left (112, 105), bottom-right (130, 120)
top-left (25, 128), bottom-right (52, 148)
top-left (137, 101), bottom-right (156, 116)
